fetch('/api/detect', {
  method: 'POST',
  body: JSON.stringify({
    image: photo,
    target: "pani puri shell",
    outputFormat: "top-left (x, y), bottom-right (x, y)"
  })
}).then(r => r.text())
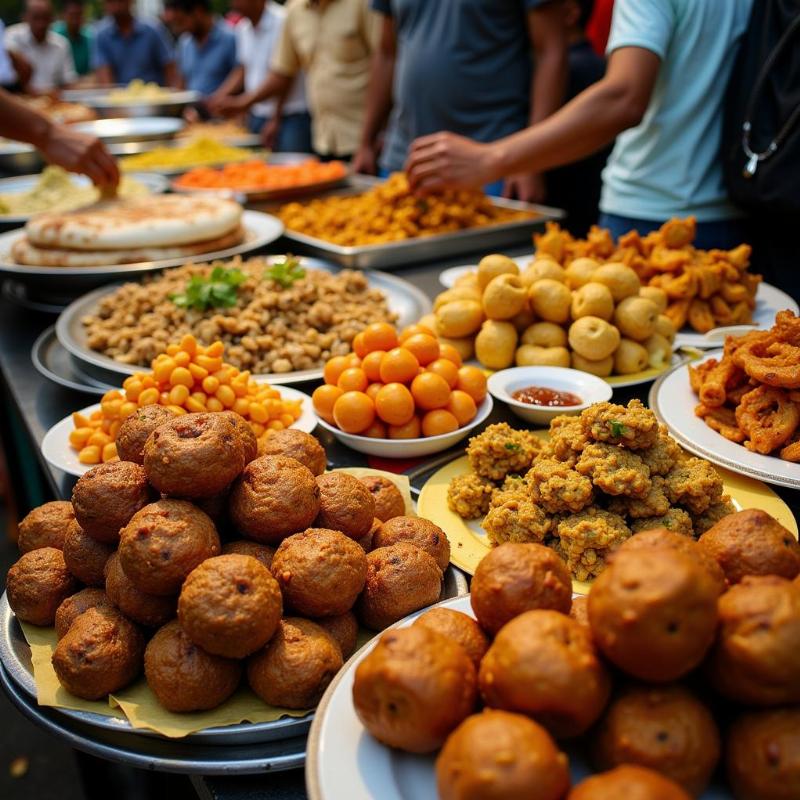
top-left (475, 320), bottom-right (518, 370)
top-left (592, 263), bottom-right (641, 302)
top-left (477, 254), bottom-right (518, 290)
top-left (521, 322), bottom-right (568, 348)
top-left (571, 282), bottom-right (615, 321)
top-left (571, 352), bottom-right (614, 377)
top-left (529, 279), bottom-right (571, 324)
top-left (640, 286), bottom-right (668, 314)
top-left (614, 296), bottom-right (659, 342)
top-left (482, 274), bottom-right (528, 320)
top-left (435, 300), bottom-right (484, 339)
top-left (516, 345), bottom-right (571, 368)
top-left (614, 339), bottom-right (649, 375)
top-left (565, 257), bottom-right (600, 289)
top-left (568, 316), bottom-right (621, 360)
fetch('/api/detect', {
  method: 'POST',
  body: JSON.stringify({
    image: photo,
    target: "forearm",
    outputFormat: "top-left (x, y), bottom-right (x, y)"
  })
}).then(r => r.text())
top-left (94, 65), bottom-right (114, 86)
top-left (359, 50), bottom-right (393, 148)
top-left (213, 66), bottom-right (244, 98)
top-left (529, 45), bottom-right (567, 125)
top-left (245, 71), bottom-right (291, 108)
top-left (0, 89), bottom-right (53, 147)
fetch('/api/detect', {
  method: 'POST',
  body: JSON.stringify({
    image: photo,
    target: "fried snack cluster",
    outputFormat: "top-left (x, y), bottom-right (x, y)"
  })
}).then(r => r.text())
top-left (7, 427), bottom-right (450, 715)
top-left (690, 310), bottom-right (800, 461)
top-left (534, 217), bottom-right (761, 334)
top-left (277, 172), bottom-right (532, 246)
top-left (448, 401), bottom-right (733, 581)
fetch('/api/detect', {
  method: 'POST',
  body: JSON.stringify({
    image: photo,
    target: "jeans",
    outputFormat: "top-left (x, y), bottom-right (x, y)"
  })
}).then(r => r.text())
top-left (248, 111), bottom-right (312, 153)
top-left (598, 212), bottom-right (751, 251)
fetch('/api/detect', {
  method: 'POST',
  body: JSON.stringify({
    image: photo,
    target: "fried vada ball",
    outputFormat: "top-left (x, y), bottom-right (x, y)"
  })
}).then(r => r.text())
top-left (144, 620), bottom-right (241, 712)
top-left (614, 339), bottom-right (650, 375)
top-left (18, 501), bottom-right (73, 553)
top-left (438, 334), bottom-right (474, 362)
top-left (179, 554), bottom-right (282, 659)
top-left (271, 528), bottom-right (367, 617)
top-left (593, 262), bottom-right (641, 302)
top-left (477, 253), bottom-right (518, 289)
top-left (569, 595), bottom-right (590, 628)
top-left (475, 320), bottom-right (518, 370)
top-left (314, 472), bottom-right (375, 540)
top-left (55, 588), bottom-right (114, 639)
top-left (516, 345), bottom-right (571, 368)
top-left (71, 461), bottom-right (151, 543)
top-left (482, 273), bottom-right (528, 320)
top-left (572, 282), bottom-right (615, 321)
top-left (372, 516), bottom-right (451, 572)
top-left (7, 547), bottom-right (77, 626)
top-left (221, 539), bottom-right (275, 570)
top-left (230, 456), bottom-right (320, 543)
top-left (639, 286), bottom-right (668, 314)
top-left (470, 542), bottom-right (571, 635)
top-left (521, 321), bottom-right (568, 348)
top-left (698, 509), bottom-right (800, 585)
top-left (104, 552), bottom-right (176, 628)
top-left (644, 333), bottom-right (673, 368)
top-left (565, 257), bottom-right (601, 289)
top-left (247, 617), bottom-right (342, 709)
top-left (414, 607), bottom-right (489, 668)
top-left (569, 316), bottom-right (621, 361)
top-left (588, 548), bottom-right (720, 682)
top-left (435, 300), bottom-right (484, 339)
top-left (115, 404), bottom-right (177, 465)
top-left (143, 413), bottom-right (245, 498)
top-left (480, 610), bottom-right (611, 738)
top-left (63, 520), bottom-right (114, 587)
top-left (359, 475), bottom-right (406, 522)
top-left (568, 765), bottom-right (691, 800)
top-left (357, 542), bottom-right (443, 630)
top-left (317, 610), bottom-right (359, 659)
top-left (435, 286), bottom-right (482, 309)
top-left (356, 518), bottom-right (379, 553)
top-left (257, 428), bottom-right (326, 475)
top-left (726, 708), bottom-right (800, 800)
top-left (655, 314), bottom-right (677, 343)
top-left (118, 499), bottom-right (220, 595)
top-left (614, 296), bottom-right (659, 342)
top-left (437, 710), bottom-right (570, 800)
top-left (52, 607), bottom-right (144, 700)
top-left (353, 625), bottom-right (477, 753)
top-left (592, 684), bottom-right (721, 795)
top-left (529, 279), bottom-right (572, 324)
top-left (706, 575), bottom-right (800, 706)
top-left (219, 410), bottom-right (258, 463)
top-left (572, 351), bottom-right (614, 377)
top-left (524, 257), bottom-right (567, 284)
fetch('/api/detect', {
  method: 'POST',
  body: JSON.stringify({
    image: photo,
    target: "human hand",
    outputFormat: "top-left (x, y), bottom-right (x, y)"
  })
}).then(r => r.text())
top-left (214, 94), bottom-right (250, 118)
top-left (503, 172), bottom-right (545, 203)
top-left (351, 143), bottom-right (378, 175)
top-left (40, 122), bottom-right (119, 188)
top-left (405, 131), bottom-right (495, 193)
top-left (261, 116), bottom-right (280, 150)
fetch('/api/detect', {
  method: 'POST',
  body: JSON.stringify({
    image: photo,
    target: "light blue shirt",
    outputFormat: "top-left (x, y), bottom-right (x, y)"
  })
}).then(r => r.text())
top-left (177, 21), bottom-right (236, 97)
top-left (91, 18), bottom-right (174, 85)
top-left (600, 0), bottom-right (754, 222)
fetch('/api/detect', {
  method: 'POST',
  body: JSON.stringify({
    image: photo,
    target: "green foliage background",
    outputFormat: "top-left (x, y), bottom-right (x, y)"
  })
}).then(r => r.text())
top-left (0, 0), bottom-right (233, 25)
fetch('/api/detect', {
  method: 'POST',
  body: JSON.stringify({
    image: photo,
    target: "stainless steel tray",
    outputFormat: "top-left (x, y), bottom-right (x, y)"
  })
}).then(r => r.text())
top-left (123, 149), bottom-right (309, 178)
top-left (269, 176), bottom-right (564, 270)
top-left (71, 117), bottom-right (185, 144)
top-left (55, 256), bottom-right (433, 385)
top-left (0, 141), bottom-right (43, 175)
top-left (62, 88), bottom-right (200, 119)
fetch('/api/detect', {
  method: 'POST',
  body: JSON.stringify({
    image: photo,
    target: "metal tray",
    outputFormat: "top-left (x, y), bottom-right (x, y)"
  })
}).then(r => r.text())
top-left (62, 88), bottom-right (200, 119)
top-left (55, 256), bottom-right (432, 385)
top-left (123, 149), bottom-right (309, 178)
top-left (0, 141), bottom-right (43, 175)
top-left (269, 176), bottom-right (564, 270)
top-left (71, 117), bottom-right (185, 144)
top-left (32, 326), bottom-right (116, 395)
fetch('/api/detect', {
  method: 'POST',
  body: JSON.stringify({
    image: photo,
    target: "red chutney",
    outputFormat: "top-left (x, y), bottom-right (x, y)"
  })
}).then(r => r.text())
top-left (511, 386), bottom-right (582, 407)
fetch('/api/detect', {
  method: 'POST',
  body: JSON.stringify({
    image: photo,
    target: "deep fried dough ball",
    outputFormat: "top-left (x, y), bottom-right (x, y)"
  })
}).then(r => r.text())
top-left (569, 595), bottom-right (590, 628)
top-left (357, 543), bottom-right (443, 630)
top-left (144, 413), bottom-right (245, 498)
top-left (437, 710), bottom-right (570, 800)
top-left (119, 500), bottom-right (220, 595)
top-left (247, 617), bottom-right (342, 709)
top-left (372, 516), bottom-right (450, 572)
top-left (55, 588), bottom-right (114, 639)
top-left (707, 575), bottom-right (800, 706)
top-left (71, 461), bottom-right (151, 543)
top-left (145, 620), bottom-right (242, 712)
top-left (414, 607), bottom-right (489, 668)
top-left (479, 610), bottom-right (610, 738)
top-left (18, 501), bottom-right (73, 553)
top-left (359, 475), bottom-right (406, 522)
top-left (698, 509), bottom-right (800, 585)
top-left (589, 548), bottom-right (720, 682)
top-left (219, 411), bottom-right (258, 464)
top-left (568, 765), bottom-right (690, 800)
top-left (317, 610), bottom-right (359, 659)
top-left (221, 539), bottom-right (275, 570)
top-left (115, 405), bottom-right (177, 464)
top-left (52, 607), bottom-right (144, 700)
top-left (271, 528), bottom-right (367, 617)
top-left (230, 456), bottom-right (320, 544)
top-left (104, 552), bottom-right (177, 627)
top-left (353, 625), bottom-right (477, 753)
top-left (470, 543), bottom-right (572, 635)
top-left (592, 684), bottom-right (720, 795)
top-left (179, 554), bottom-right (282, 659)
top-left (7, 547), bottom-right (77, 626)
top-left (62, 520), bottom-right (114, 587)
top-left (258, 428), bottom-right (325, 475)
top-left (355, 518), bottom-right (378, 553)
top-left (727, 708), bottom-right (800, 800)
top-left (314, 472), bottom-right (375, 540)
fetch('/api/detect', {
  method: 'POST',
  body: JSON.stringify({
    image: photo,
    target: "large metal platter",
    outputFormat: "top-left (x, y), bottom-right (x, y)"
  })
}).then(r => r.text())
top-left (31, 326), bottom-right (115, 396)
top-left (0, 141), bottom-right (43, 175)
top-left (55, 256), bottom-right (432, 386)
top-left (71, 117), bottom-right (185, 144)
top-left (61, 88), bottom-right (200, 119)
top-left (123, 149), bottom-right (309, 178)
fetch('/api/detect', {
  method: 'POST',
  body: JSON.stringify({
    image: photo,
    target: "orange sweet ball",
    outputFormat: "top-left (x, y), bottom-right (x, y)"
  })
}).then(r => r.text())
top-left (365, 382), bottom-right (383, 401)
top-left (427, 358), bottom-right (459, 389)
top-left (402, 333), bottom-right (440, 366)
top-left (411, 372), bottom-right (451, 411)
top-left (389, 416), bottom-right (422, 439)
top-left (324, 355), bottom-right (350, 386)
top-left (421, 409), bottom-right (459, 437)
top-left (438, 343), bottom-right (463, 367)
top-left (312, 384), bottom-right (344, 423)
top-left (375, 383), bottom-right (416, 426)
top-left (333, 391), bottom-right (375, 434)
top-left (362, 322), bottom-right (398, 353)
top-left (362, 419), bottom-right (388, 439)
top-left (456, 366), bottom-right (487, 402)
top-left (399, 323), bottom-right (436, 343)
top-left (447, 390), bottom-right (477, 425)
top-left (379, 347), bottom-right (420, 384)
top-left (352, 332), bottom-right (369, 359)
top-left (337, 367), bottom-right (368, 393)
top-left (362, 351), bottom-right (386, 383)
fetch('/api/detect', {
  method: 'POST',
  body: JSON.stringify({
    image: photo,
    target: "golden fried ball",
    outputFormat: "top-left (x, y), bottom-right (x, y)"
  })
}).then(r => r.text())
top-left (316, 610), bottom-right (359, 659)
top-left (569, 316), bottom-right (621, 361)
top-left (572, 282), bottom-right (615, 321)
top-left (568, 765), bottom-right (690, 800)
top-left (529, 279), bottom-right (572, 324)
top-left (372, 516), bottom-right (451, 572)
top-left (592, 262), bottom-right (641, 302)
top-left (516, 345), bottom-right (571, 368)
top-left (655, 314), bottom-right (677, 343)
top-left (315, 472), bottom-right (375, 540)
top-left (482, 274), bottom-right (528, 320)
top-left (7, 547), bottom-right (77, 626)
top-left (475, 320), bottom-right (518, 370)
top-left (55, 588), bottom-right (114, 639)
top-left (477, 254), bottom-right (519, 289)
top-left (572, 351), bottom-right (614, 377)
top-left (257, 429), bottom-right (326, 475)
top-left (435, 300), bottom-right (484, 339)
top-left (639, 286), bottom-right (668, 314)
top-left (414, 607), bottom-right (490, 668)
top-left (614, 296), bottom-right (659, 342)
top-left (521, 321), bottom-right (569, 348)
top-left (359, 475), bottom-right (406, 522)
top-left (644, 333), bottom-right (673, 368)
top-left (614, 339), bottom-right (649, 375)
top-left (520, 258), bottom-right (567, 286)
top-left (565, 257), bottom-right (600, 289)
top-left (18, 501), bottom-right (73, 553)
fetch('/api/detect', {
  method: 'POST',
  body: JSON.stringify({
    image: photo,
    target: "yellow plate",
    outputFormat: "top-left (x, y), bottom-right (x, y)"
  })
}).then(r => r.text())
top-left (419, 455), bottom-right (799, 595)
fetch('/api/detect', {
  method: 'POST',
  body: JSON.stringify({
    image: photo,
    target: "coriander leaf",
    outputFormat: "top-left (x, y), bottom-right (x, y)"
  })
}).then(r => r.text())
top-left (170, 267), bottom-right (245, 311)
top-left (265, 255), bottom-right (305, 289)
top-left (504, 442), bottom-right (521, 452)
top-left (608, 420), bottom-right (627, 438)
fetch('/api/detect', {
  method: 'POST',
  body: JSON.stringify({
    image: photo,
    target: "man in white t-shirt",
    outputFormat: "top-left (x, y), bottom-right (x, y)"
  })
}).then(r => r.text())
top-left (5, 0), bottom-right (77, 93)
top-left (208, 0), bottom-right (309, 152)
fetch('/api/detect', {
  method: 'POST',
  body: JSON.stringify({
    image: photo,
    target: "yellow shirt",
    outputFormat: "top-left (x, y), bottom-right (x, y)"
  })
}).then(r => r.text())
top-left (271, 0), bottom-right (381, 156)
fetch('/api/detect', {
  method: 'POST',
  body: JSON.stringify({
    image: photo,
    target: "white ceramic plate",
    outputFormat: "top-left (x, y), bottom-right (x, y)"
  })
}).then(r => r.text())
top-left (315, 396), bottom-right (493, 458)
top-left (306, 594), bottom-right (731, 800)
top-left (41, 385), bottom-right (316, 478)
top-left (649, 352), bottom-right (800, 490)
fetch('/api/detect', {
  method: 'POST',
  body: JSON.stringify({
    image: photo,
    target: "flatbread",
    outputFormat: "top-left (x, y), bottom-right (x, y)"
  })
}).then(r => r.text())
top-left (10, 226), bottom-right (246, 267)
top-left (25, 195), bottom-right (242, 251)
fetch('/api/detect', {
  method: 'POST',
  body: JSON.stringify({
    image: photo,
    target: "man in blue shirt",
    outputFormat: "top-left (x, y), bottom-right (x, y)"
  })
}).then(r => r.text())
top-left (167, 0), bottom-right (236, 97)
top-left (92, 0), bottom-right (178, 86)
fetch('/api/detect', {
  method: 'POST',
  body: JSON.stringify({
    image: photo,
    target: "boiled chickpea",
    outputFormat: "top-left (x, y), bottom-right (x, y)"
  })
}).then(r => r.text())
top-left (644, 332), bottom-right (672, 368)
top-left (639, 285), bottom-right (668, 314)
top-left (434, 286), bottom-right (482, 310)
top-left (515, 345), bottom-right (570, 368)
top-left (482, 274), bottom-right (528, 320)
top-left (528, 279), bottom-right (571, 324)
top-left (477, 254), bottom-right (518, 289)
top-left (614, 338), bottom-right (649, 375)
top-left (564, 257), bottom-right (600, 289)
top-left (614, 296), bottom-right (659, 341)
top-left (571, 351), bottom-right (614, 377)
top-left (592, 262), bottom-right (641, 302)
top-left (475, 320), bottom-right (518, 370)
top-left (521, 322), bottom-right (568, 348)
top-left (568, 316), bottom-right (621, 360)
top-left (520, 259), bottom-right (566, 287)
top-left (655, 313), bottom-right (677, 343)
top-left (571, 282), bottom-right (614, 321)
top-left (435, 300), bottom-right (484, 338)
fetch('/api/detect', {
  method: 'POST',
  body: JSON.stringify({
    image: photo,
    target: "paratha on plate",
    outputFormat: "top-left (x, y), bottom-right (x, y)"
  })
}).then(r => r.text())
top-left (25, 195), bottom-right (242, 251)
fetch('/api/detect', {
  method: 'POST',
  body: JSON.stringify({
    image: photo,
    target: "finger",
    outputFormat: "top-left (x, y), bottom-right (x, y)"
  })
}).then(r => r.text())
top-left (410, 132), bottom-right (447, 152)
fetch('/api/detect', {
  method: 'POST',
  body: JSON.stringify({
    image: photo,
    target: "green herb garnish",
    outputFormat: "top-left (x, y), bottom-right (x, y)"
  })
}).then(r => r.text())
top-left (170, 266), bottom-right (246, 311)
top-left (264, 255), bottom-right (305, 288)
top-left (608, 420), bottom-right (627, 438)
top-left (504, 442), bottom-right (521, 452)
